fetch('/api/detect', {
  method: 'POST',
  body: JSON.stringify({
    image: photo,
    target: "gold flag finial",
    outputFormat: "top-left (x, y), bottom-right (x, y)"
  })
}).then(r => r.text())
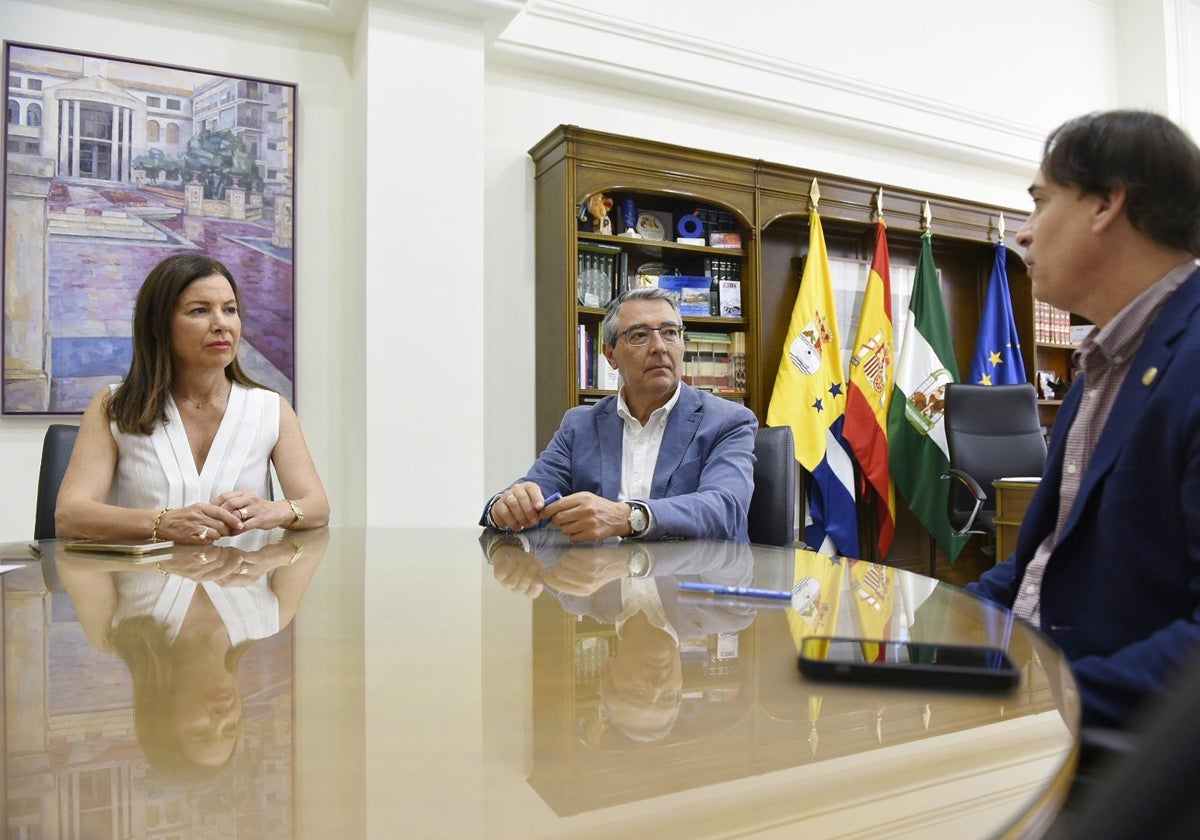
top-left (875, 187), bottom-right (884, 222)
top-left (998, 211), bottom-right (1006, 242)
top-left (921, 201), bottom-right (932, 233)
top-left (809, 178), bottom-right (821, 210)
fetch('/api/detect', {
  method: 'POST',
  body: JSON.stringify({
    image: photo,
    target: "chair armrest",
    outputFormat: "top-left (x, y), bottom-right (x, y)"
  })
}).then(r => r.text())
top-left (940, 468), bottom-right (986, 501)
top-left (940, 468), bottom-right (986, 536)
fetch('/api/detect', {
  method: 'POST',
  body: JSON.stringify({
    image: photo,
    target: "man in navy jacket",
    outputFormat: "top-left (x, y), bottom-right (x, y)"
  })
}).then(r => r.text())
top-left (968, 110), bottom-right (1200, 728)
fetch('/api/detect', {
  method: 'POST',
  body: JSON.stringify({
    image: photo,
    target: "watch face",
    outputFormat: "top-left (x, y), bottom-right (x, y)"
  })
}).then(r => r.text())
top-left (628, 550), bottom-right (651, 576)
top-left (630, 506), bottom-right (648, 534)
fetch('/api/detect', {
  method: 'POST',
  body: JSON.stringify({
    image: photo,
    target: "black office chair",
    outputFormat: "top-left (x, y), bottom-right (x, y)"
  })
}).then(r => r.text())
top-left (747, 426), bottom-right (797, 546)
top-left (940, 383), bottom-right (1045, 556)
top-left (34, 424), bottom-right (79, 540)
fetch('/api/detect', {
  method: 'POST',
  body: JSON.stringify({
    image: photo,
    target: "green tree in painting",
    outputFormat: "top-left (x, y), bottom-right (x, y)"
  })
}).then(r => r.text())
top-left (179, 130), bottom-right (258, 199)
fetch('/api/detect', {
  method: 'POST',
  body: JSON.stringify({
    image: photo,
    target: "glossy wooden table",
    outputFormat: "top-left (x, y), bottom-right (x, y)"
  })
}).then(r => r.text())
top-left (1, 528), bottom-right (1079, 838)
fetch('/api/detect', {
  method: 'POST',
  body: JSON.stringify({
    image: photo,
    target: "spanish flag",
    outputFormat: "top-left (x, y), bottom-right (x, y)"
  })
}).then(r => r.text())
top-left (844, 221), bottom-right (896, 559)
top-left (767, 210), bottom-right (858, 558)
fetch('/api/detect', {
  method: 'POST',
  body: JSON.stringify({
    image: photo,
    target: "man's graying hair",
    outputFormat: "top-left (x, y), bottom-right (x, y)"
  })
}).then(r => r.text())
top-left (601, 287), bottom-right (683, 347)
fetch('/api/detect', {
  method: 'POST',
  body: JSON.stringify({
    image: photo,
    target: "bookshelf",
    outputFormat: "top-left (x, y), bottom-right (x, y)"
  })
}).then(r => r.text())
top-left (1032, 300), bottom-right (1091, 436)
top-left (528, 125), bottom-right (1037, 570)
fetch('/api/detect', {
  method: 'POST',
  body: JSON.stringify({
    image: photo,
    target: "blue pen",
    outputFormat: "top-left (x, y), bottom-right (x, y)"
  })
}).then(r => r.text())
top-left (677, 581), bottom-right (793, 600)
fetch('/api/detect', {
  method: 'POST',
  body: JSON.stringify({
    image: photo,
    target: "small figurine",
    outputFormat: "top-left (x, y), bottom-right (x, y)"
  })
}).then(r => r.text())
top-left (583, 192), bottom-right (614, 236)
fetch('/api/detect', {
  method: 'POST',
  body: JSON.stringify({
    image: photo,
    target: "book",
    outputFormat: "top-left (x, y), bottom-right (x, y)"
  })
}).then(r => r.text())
top-left (658, 275), bottom-right (712, 316)
top-left (63, 538), bottom-right (174, 556)
top-left (718, 280), bottom-right (741, 317)
top-left (597, 345), bottom-right (620, 391)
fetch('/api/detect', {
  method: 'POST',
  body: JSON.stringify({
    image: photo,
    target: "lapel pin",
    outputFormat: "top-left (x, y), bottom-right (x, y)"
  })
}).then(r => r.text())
top-left (1142, 367), bottom-right (1158, 386)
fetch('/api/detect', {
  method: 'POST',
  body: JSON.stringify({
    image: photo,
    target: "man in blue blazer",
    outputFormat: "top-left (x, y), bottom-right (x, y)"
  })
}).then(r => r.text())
top-left (968, 110), bottom-right (1200, 729)
top-left (482, 287), bottom-right (757, 543)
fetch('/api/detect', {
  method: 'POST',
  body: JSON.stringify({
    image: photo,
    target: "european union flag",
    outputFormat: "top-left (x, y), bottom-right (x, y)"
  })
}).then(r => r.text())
top-left (968, 243), bottom-right (1026, 386)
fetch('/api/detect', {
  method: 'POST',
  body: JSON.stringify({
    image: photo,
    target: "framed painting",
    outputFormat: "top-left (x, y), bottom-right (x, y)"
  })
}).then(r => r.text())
top-left (2, 42), bottom-right (296, 414)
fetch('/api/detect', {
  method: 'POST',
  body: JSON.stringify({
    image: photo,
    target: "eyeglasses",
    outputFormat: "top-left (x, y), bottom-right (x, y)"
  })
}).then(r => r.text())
top-left (616, 324), bottom-right (686, 346)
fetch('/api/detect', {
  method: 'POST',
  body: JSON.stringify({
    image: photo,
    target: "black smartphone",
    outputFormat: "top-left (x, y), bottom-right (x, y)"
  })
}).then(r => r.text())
top-left (796, 635), bottom-right (1020, 693)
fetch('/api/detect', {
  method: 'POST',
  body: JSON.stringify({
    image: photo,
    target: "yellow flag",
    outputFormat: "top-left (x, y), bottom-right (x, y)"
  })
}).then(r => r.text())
top-left (768, 211), bottom-right (859, 557)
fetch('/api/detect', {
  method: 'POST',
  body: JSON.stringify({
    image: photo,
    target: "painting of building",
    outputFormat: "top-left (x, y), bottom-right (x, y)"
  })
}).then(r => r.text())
top-left (3, 43), bottom-right (295, 414)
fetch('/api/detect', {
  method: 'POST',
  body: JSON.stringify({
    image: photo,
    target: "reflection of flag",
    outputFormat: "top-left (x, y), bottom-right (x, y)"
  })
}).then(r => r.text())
top-left (849, 560), bottom-right (894, 661)
top-left (787, 549), bottom-right (846, 654)
top-left (844, 221), bottom-right (895, 559)
top-left (767, 210), bottom-right (858, 558)
top-left (968, 243), bottom-right (1027, 385)
top-left (887, 232), bottom-right (967, 563)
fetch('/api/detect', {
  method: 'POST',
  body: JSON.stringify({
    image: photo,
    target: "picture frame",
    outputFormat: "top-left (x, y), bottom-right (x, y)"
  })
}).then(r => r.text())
top-left (3, 42), bottom-right (297, 415)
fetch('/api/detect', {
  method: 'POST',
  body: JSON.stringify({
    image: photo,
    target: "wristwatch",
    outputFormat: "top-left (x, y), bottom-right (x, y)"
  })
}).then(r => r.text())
top-left (485, 532), bottom-right (527, 562)
top-left (285, 499), bottom-right (305, 529)
top-left (627, 501), bottom-right (650, 539)
top-left (627, 544), bottom-right (652, 578)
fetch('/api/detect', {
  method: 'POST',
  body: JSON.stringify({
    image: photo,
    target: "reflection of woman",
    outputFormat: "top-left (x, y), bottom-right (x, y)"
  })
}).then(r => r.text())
top-left (55, 528), bottom-right (328, 782)
top-left (56, 253), bottom-right (329, 545)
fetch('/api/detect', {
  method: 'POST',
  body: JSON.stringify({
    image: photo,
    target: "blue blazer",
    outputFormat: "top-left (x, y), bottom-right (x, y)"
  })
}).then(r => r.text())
top-left (969, 265), bottom-right (1200, 727)
top-left (481, 384), bottom-right (758, 541)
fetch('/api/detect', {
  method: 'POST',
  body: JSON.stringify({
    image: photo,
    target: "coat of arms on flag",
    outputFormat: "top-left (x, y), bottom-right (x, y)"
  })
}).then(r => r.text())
top-left (903, 368), bottom-right (953, 434)
top-left (850, 330), bottom-right (892, 399)
top-left (788, 311), bottom-right (834, 375)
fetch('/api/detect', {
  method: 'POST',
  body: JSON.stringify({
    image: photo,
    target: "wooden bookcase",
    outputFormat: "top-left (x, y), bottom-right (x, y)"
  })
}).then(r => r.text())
top-left (528, 125), bottom-right (1054, 569)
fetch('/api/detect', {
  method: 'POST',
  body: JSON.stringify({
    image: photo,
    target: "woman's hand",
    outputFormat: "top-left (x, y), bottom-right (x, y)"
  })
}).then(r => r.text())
top-left (158, 540), bottom-right (298, 584)
top-left (157, 503), bottom-right (243, 544)
top-left (157, 545), bottom-right (241, 581)
top-left (212, 490), bottom-right (292, 532)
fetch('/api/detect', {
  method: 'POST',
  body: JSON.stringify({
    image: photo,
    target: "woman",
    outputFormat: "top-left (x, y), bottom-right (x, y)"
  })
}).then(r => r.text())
top-left (57, 253), bottom-right (329, 543)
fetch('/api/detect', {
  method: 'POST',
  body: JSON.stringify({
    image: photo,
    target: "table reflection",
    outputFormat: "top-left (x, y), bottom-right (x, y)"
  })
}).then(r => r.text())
top-left (6, 528), bottom-right (326, 835)
top-left (481, 529), bottom-right (1076, 823)
top-left (4, 528), bottom-right (1077, 838)
top-left (486, 532), bottom-right (758, 748)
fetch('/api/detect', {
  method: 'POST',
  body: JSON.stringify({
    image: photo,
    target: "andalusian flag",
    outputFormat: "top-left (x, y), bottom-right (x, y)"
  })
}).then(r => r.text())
top-left (968, 242), bottom-right (1027, 385)
top-left (767, 210), bottom-right (858, 558)
top-left (887, 231), bottom-right (967, 562)
top-left (844, 221), bottom-right (896, 559)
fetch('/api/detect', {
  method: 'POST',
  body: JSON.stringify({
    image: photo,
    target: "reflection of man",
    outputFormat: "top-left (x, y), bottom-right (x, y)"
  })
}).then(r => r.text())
top-left (480, 287), bottom-right (757, 543)
top-left (485, 531), bottom-right (756, 742)
top-left (967, 110), bottom-right (1200, 729)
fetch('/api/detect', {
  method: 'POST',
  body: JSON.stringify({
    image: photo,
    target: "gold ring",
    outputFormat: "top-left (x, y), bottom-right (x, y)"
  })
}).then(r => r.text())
top-left (239, 507), bottom-right (249, 520)
top-left (238, 566), bottom-right (249, 575)
top-left (198, 527), bottom-right (209, 540)
top-left (197, 552), bottom-right (210, 564)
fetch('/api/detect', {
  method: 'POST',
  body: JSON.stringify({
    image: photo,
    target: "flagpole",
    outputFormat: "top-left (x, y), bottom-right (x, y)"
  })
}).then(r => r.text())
top-left (871, 185), bottom-right (885, 565)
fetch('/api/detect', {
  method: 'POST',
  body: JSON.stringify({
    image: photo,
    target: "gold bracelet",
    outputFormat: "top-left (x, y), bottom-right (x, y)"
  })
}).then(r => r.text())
top-left (287, 541), bottom-right (305, 565)
top-left (151, 507), bottom-right (171, 541)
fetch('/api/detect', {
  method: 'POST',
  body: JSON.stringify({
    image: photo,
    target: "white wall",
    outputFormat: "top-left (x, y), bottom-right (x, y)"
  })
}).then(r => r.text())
top-left (3, 0), bottom-right (1197, 538)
